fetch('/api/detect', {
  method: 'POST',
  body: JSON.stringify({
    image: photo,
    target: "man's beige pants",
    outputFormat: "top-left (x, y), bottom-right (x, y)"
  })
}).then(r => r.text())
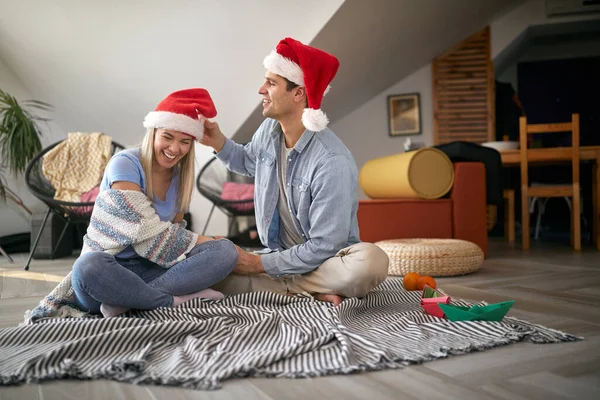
top-left (213, 242), bottom-right (390, 298)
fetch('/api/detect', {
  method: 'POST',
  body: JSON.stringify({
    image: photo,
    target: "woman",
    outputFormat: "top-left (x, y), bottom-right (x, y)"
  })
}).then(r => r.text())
top-left (71, 88), bottom-right (238, 318)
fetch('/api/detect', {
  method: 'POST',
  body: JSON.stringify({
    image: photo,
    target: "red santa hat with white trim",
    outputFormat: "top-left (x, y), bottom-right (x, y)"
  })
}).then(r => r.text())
top-left (263, 37), bottom-right (340, 132)
top-left (143, 88), bottom-right (217, 140)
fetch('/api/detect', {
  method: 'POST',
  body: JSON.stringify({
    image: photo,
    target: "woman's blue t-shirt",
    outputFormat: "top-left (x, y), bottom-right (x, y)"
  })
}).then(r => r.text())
top-left (100, 148), bottom-right (179, 258)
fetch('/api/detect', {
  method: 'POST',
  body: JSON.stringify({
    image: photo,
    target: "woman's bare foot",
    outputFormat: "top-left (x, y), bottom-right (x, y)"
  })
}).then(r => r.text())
top-left (313, 293), bottom-right (345, 306)
top-left (100, 303), bottom-right (129, 318)
top-left (172, 288), bottom-right (225, 307)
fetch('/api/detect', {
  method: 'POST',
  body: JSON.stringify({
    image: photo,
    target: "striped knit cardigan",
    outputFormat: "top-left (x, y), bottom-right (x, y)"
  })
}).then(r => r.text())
top-left (23, 189), bottom-right (199, 324)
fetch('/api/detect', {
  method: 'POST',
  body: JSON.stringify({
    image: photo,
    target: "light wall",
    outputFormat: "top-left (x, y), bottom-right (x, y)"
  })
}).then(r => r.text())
top-left (330, 0), bottom-right (600, 199)
top-left (2, 0), bottom-right (597, 237)
top-left (0, 0), bottom-right (345, 237)
top-left (329, 64), bottom-right (433, 187)
top-left (0, 57), bottom-right (64, 236)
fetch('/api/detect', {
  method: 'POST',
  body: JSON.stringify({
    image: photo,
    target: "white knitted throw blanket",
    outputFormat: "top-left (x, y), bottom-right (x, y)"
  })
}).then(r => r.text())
top-left (23, 189), bottom-right (199, 324)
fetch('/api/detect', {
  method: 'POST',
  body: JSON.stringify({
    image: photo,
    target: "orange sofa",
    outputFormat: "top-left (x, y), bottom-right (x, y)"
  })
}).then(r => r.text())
top-left (357, 162), bottom-right (488, 257)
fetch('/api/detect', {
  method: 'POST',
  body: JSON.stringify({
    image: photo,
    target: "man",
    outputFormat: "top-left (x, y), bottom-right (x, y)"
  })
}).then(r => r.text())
top-left (201, 37), bottom-right (389, 305)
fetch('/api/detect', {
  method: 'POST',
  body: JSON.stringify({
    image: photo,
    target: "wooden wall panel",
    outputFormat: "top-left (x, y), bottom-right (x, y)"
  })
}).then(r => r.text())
top-left (433, 27), bottom-right (495, 145)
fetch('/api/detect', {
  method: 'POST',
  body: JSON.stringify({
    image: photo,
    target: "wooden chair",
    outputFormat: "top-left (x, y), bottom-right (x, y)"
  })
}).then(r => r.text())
top-left (503, 189), bottom-right (515, 243)
top-left (520, 113), bottom-right (581, 251)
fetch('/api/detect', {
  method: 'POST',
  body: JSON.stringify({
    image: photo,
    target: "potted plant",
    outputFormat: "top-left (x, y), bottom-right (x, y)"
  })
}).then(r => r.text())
top-left (0, 88), bottom-right (52, 214)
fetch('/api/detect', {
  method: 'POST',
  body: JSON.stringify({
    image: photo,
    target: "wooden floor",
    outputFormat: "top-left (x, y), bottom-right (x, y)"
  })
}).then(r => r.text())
top-left (1, 238), bottom-right (599, 400)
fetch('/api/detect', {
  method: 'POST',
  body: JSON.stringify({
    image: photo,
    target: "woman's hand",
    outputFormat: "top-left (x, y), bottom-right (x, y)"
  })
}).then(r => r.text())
top-left (196, 235), bottom-right (216, 244)
top-left (172, 212), bottom-right (184, 224)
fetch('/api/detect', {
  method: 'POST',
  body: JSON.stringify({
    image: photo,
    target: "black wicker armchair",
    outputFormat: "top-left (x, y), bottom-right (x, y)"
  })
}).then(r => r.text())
top-left (23, 139), bottom-right (124, 270)
top-left (196, 156), bottom-right (255, 237)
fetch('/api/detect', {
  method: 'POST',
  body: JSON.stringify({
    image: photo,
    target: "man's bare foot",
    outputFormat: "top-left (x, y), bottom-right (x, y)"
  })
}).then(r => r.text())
top-left (313, 293), bottom-right (345, 306)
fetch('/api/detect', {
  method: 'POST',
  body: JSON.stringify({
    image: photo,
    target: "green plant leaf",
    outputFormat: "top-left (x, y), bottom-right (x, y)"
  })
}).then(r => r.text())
top-left (0, 89), bottom-right (48, 176)
top-left (0, 171), bottom-right (6, 202)
top-left (23, 99), bottom-right (53, 109)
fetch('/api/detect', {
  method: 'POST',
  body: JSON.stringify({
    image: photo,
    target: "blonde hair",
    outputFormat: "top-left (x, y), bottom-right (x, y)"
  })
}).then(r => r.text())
top-left (140, 128), bottom-right (195, 213)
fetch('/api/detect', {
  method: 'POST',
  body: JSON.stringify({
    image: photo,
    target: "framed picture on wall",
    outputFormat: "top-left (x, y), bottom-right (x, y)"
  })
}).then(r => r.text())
top-left (387, 93), bottom-right (421, 136)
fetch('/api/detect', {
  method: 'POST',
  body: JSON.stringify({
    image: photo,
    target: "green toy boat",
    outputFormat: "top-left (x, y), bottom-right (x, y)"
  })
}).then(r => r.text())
top-left (438, 300), bottom-right (515, 322)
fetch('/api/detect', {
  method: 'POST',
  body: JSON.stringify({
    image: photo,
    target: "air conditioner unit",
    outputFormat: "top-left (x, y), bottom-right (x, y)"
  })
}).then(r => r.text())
top-left (546, 0), bottom-right (600, 16)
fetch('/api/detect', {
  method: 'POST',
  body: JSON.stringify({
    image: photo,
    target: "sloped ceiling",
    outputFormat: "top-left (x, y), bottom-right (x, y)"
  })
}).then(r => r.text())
top-left (0, 0), bottom-right (525, 235)
top-left (495, 18), bottom-right (600, 74)
top-left (0, 0), bottom-right (345, 145)
top-left (234, 0), bottom-right (525, 142)
top-left (1, 0), bottom-right (524, 148)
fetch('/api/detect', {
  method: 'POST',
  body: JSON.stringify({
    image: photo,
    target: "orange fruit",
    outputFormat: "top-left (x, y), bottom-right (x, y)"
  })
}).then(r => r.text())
top-left (402, 272), bottom-right (421, 291)
top-left (417, 275), bottom-right (437, 290)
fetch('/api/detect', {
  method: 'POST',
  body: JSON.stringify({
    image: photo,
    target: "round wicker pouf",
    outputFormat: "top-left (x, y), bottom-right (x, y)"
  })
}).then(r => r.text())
top-left (375, 238), bottom-right (483, 277)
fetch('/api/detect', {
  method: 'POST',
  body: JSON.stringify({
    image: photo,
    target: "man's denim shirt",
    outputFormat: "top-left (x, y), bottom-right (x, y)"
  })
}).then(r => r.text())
top-left (216, 118), bottom-right (360, 277)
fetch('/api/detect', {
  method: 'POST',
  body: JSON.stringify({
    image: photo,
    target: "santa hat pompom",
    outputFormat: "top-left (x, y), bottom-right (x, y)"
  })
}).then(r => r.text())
top-left (302, 108), bottom-right (329, 132)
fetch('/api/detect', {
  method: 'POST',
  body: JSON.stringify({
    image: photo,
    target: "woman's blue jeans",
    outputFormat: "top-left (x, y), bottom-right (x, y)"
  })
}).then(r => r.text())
top-left (71, 239), bottom-right (238, 314)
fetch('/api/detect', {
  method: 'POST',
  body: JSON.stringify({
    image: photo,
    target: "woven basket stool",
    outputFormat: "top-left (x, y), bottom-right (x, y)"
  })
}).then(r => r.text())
top-left (375, 238), bottom-right (483, 277)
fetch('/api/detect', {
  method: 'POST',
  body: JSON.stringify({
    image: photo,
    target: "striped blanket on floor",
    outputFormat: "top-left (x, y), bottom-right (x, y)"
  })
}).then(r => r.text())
top-left (0, 279), bottom-right (581, 390)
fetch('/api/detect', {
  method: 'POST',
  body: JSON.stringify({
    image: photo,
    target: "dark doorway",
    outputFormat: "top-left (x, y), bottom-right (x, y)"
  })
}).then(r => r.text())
top-left (517, 56), bottom-right (600, 147)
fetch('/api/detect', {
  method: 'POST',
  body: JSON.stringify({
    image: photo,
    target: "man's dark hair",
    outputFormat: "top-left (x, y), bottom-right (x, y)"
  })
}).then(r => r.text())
top-left (284, 77), bottom-right (299, 92)
top-left (283, 77), bottom-right (308, 106)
